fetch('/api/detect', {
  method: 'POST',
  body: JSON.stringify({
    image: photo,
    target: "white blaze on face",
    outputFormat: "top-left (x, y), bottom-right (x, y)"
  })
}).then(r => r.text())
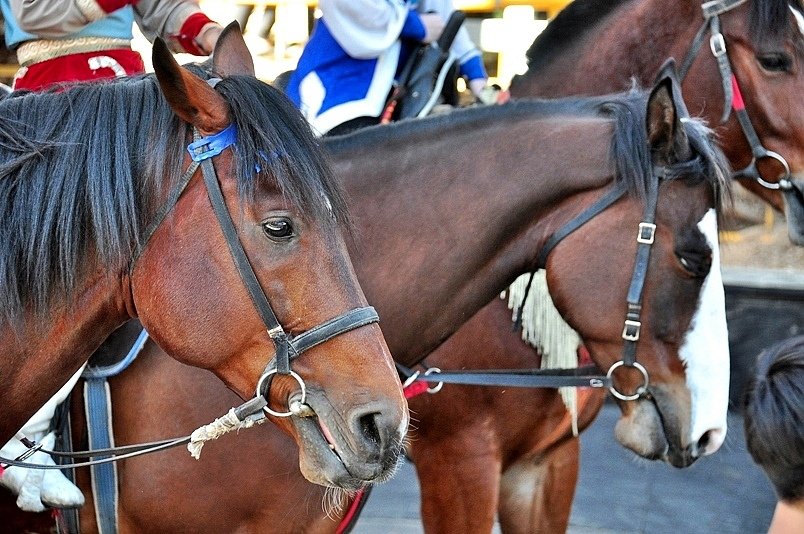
top-left (678, 209), bottom-right (730, 455)
top-left (787, 6), bottom-right (804, 34)
top-left (791, 5), bottom-right (804, 36)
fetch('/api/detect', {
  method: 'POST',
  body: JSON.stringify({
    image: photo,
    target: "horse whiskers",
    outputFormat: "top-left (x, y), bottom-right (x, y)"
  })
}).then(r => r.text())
top-left (320, 485), bottom-right (353, 519)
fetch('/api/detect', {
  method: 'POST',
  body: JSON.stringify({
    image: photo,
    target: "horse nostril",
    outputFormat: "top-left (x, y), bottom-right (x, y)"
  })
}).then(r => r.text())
top-left (359, 412), bottom-right (382, 450)
top-left (695, 427), bottom-right (726, 457)
top-left (696, 430), bottom-right (711, 454)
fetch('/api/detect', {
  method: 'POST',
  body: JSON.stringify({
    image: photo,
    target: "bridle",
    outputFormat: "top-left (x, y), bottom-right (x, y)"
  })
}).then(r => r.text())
top-left (145, 90), bottom-right (382, 420)
top-left (678, 0), bottom-right (794, 191)
top-left (400, 160), bottom-right (680, 402)
top-left (0, 83), bottom-right (381, 470)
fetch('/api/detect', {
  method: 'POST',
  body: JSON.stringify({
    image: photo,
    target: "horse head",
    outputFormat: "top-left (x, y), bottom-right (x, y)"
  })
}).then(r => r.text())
top-left (544, 71), bottom-right (731, 468)
top-left (681, 0), bottom-right (804, 244)
top-left (132, 24), bottom-right (407, 488)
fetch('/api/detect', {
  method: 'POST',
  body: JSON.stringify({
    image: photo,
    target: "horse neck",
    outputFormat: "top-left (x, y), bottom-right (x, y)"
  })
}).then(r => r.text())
top-left (336, 114), bottom-right (614, 366)
top-left (0, 257), bottom-right (130, 443)
top-left (514, 0), bottom-right (700, 97)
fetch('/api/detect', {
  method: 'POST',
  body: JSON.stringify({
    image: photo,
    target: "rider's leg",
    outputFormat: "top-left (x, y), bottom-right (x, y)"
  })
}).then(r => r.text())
top-left (0, 365), bottom-right (86, 512)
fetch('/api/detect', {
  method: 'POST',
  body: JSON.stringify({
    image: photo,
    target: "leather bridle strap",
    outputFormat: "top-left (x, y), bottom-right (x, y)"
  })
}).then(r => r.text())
top-left (677, 0), bottom-right (793, 190)
top-left (198, 155), bottom-right (293, 375)
top-left (194, 132), bottom-right (380, 417)
top-left (621, 168), bottom-right (661, 367)
top-left (397, 362), bottom-right (611, 389)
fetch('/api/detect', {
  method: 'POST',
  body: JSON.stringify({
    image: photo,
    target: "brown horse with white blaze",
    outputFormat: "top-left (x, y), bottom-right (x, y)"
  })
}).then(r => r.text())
top-left (7, 74), bottom-right (733, 533)
top-left (0, 26), bottom-right (406, 490)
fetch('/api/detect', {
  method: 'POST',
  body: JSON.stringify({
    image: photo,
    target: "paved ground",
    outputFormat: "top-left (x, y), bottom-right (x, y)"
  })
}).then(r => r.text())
top-left (353, 404), bottom-right (776, 534)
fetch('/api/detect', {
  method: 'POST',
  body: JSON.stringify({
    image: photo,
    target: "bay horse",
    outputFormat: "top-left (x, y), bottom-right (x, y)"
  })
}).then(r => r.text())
top-left (511, 0), bottom-right (804, 244)
top-left (19, 74), bottom-right (731, 532)
top-left (406, 1), bottom-right (804, 529)
top-left (0, 25), bottom-right (407, 492)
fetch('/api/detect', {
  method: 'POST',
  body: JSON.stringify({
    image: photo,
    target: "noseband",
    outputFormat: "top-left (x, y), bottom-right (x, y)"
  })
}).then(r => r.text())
top-left (678, 0), bottom-right (793, 191)
top-left (137, 93), bottom-right (379, 419)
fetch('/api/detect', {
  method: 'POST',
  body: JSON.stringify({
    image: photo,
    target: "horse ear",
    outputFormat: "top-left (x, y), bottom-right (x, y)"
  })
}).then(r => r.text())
top-left (212, 21), bottom-right (255, 77)
top-left (152, 37), bottom-right (230, 135)
top-left (646, 72), bottom-right (691, 164)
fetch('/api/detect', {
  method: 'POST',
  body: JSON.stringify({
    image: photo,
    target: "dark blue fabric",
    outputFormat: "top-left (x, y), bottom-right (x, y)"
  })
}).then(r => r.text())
top-left (85, 379), bottom-right (118, 534)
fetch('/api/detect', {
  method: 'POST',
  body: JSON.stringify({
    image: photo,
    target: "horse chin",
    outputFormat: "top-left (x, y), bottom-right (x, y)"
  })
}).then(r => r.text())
top-left (613, 396), bottom-right (699, 469)
top-left (782, 176), bottom-right (804, 246)
top-left (290, 395), bottom-right (403, 490)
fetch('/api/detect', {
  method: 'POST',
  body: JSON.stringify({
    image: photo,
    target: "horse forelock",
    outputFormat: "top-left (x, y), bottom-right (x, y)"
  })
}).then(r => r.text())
top-left (0, 68), bottom-right (346, 326)
top-left (195, 68), bottom-right (349, 233)
top-left (602, 89), bottom-right (730, 210)
top-left (748, 0), bottom-right (804, 46)
top-left (0, 75), bottom-right (184, 325)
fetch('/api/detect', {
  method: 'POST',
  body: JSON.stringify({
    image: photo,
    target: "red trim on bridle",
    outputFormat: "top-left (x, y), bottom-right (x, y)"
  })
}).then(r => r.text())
top-left (403, 380), bottom-right (430, 399)
top-left (730, 75), bottom-right (745, 111)
top-left (336, 488), bottom-right (366, 534)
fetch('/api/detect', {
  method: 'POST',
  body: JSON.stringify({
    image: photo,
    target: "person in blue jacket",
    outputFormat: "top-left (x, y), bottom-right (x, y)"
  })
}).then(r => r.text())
top-left (286, 0), bottom-right (489, 135)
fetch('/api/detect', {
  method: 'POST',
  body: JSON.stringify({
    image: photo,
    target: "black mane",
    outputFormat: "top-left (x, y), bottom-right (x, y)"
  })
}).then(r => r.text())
top-left (524, 0), bottom-right (804, 73)
top-left (0, 69), bottom-right (345, 324)
top-left (524, 0), bottom-right (632, 73)
top-left (750, 0), bottom-right (804, 46)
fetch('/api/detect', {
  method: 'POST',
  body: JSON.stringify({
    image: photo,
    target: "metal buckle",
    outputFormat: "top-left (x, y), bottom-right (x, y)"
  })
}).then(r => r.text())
top-left (709, 33), bottom-right (726, 57)
top-left (267, 325), bottom-right (285, 339)
top-left (622, 319), bottom-right (641, 341)
top-left (637, 222), bottom-right (656, 244)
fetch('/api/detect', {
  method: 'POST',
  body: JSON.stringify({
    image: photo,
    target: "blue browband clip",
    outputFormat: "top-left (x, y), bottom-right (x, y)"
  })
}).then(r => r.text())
top-left (187, 123), bottom-right (238, 162)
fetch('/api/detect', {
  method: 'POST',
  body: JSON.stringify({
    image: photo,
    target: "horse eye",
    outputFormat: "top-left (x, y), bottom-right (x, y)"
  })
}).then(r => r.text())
top-left (677, 251), bottom-right (711, 278)
top-left (757, 53), bottom-right (792, 73)
top-left (262, 218), bottom-right (295, 241)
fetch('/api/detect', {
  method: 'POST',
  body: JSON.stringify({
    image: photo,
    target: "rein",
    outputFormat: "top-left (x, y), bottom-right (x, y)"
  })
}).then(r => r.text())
top-left (678, 0), bottom-right (793, 190)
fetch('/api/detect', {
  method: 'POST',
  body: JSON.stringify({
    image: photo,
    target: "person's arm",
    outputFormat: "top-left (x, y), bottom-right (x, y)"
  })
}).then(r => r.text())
top-left (11, 0), bottom-right (128, 37)
top-left (133, 0), bottom-right (221, 55)
top-left (419, 0), bottom-right (488, 98)
top-left (318, 0), bottom-right (414, 59)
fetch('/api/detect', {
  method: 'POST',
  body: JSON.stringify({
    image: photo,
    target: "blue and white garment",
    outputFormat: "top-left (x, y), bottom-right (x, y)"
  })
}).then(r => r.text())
top-left (286, 0), bottom-right (485, 135)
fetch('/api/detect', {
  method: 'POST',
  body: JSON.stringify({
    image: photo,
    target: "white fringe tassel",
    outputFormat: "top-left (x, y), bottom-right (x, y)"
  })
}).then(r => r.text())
top-left (506, 271), bottom-right (582, 436)
top-left (187, 408), bottom-right (259, 459)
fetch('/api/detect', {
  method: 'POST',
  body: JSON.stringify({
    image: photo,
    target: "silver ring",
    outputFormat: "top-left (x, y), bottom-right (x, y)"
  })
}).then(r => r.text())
top-left (424, 367), bottom-right (443, 394)
top-left (755, 151), bottom-right (791, 190)
top-left (606, 361), bottom-right (649, 401)
top-left (256, 369), bottom-right (307, 418)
